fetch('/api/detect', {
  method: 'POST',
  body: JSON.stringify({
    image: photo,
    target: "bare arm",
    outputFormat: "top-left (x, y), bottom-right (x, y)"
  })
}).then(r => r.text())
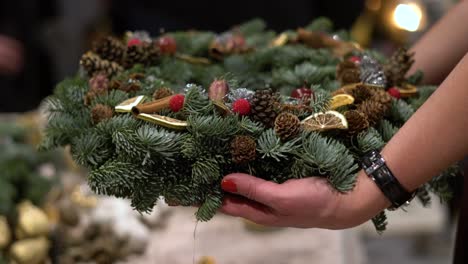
top-left (220, 53), bottom-right (468, 229)
top-left (409, 1), bottom-right (468, 84)
top-left (341, 52), bottom-right (468, 224)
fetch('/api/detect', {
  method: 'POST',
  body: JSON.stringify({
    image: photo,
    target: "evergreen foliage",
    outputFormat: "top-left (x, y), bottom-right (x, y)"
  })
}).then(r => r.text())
top-left (40, 18), bottom-right (461, 232)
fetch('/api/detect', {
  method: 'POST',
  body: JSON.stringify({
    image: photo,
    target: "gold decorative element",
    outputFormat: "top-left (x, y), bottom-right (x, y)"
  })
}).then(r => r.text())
top-left (0, 216), bottom-right (11, 249)
top-left (175, 53), bottom-right (212, 65)
top-left (270, 33), bottom-right (289, 47)
top-left (243, 219), bottom-right (281, 232)
top-left (10, 237), bottom-right (50, 264)
top-left (198, 256), bottom-right (217, 264)
top-left (137, 113), bottom-right (188, 130)
top-left (15, 201), bottom-right (50, 239)
top-left (131, 96), bottom-right (174, 115)
top-left (398, 83), bottom-right (419, 98)
top-left (115, 95), bottom-right (146, 113)
top-left (71, 185), bottom-right (98, 208)
top-left (302, 110), bottom-right (348, 132)
top-left (212, 100), bottom-right (232, 117)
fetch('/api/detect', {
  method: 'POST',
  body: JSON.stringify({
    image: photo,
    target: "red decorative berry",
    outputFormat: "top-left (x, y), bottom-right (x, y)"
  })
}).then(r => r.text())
top-left (127, 38), bottom-right (142, 47)
top-left (169, 94), bottom-right (185, 112)
top-left (157, 36), bottom-right (177, 55)
top-left (349, 56), bottom-right (361, 64)
top-left (387, 87), bottom-right (401, 99)
top-left (291, 87), bottom-right (314, 100)
top-left (232, 98), bottom-right (251, 116)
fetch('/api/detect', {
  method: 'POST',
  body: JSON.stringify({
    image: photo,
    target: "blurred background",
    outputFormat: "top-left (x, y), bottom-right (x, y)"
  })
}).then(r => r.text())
top-left (0, 0), bottom-right (464, 263)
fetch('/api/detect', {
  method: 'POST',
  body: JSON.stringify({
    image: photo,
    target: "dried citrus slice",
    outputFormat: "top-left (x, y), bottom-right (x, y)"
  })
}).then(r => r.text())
top-left (302, 110), bottom-right (348, 132)
top-left (330, 94), bottom-right (355, 109)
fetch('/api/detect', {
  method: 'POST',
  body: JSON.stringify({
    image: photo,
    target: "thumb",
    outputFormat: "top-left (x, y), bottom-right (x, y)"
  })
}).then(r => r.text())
top-left (221, 173), bottom-right (281, 207)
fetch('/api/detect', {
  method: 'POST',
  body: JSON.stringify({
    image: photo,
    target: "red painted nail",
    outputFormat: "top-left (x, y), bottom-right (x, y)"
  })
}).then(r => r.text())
top-left (221, 179), bottom-right (237, 193)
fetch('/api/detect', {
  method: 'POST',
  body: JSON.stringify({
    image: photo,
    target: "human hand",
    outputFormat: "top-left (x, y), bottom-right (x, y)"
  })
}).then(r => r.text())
top-left (0, 35), bottom-right (24, 75)
top-left (220, 172), bottom-right (389, 229)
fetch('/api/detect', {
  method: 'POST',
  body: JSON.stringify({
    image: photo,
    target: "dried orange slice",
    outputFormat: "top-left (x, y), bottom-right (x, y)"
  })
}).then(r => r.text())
top-left (302, 110), bottom-right (348, 132)
top-left (330, 94), bottom-right (355, 109)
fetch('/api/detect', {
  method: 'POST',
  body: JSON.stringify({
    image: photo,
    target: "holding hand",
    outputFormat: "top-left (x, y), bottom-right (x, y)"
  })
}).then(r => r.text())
top-left (220, 172), bottom-right (386, 229)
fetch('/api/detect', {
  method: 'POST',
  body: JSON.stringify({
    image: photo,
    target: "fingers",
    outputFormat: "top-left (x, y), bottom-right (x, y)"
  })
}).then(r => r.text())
top-left (0, 35), bottom-right (24, 75)
top-left (221, 173), bottom-right (282, 207)
top-left (220, 195), bottom-right (279, 226)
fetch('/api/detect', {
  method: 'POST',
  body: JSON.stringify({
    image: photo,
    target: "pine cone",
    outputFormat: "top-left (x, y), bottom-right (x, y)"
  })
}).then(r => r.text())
top-left (336, 60), bottom-right (361, 85)
top-left (231, 135), bottom-right (256, 164)
top-left (91, 104), bottom-right (113, 124)
top-left (92, 36), bottom-right (125, 63)
top-left (123, 45), bottom-right (148, 68)
top-left (145, 42), bottom-right (160, 65)
top-left (153, 87), bottom-right (174, 100)
top-left (370, 88), bottom-right (392, 113)
top-left (384, 47), bottom-right (415, 87)
top-left (274, 112), bottom-right (301, 141)
top-left (80, 52), bottom-right (123, 77)
top-left (344, 110), bottom-right (369, 135)
top-left (251, 89), bottom-right (279, 128)
top-left (357, 100), bottom-right (385, 126)
top-left (351, 84), bottom-right (373, 104)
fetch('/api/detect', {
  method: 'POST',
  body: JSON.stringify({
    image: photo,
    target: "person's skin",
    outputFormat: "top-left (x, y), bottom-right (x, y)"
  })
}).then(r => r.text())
top-left (220, 2), bottom-right (468, 229)
top-left (409, 0), bottom-right (468, 85)
top-left (0, 35), bottom-right (23, 75)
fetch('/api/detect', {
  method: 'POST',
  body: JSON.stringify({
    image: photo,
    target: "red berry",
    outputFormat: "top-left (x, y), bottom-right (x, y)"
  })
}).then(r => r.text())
top-left (157, 36), bottom-right (177, 55)
top-left (387, 87), bottom-right (401, 99)
top-left (169, 94), bottom-right (185, 112)
top-left (127, 38), bottom-right (142, 47)
top-left (349, 56), bottom-right (361, 64)
top-left (291, 87), bottom-right (313, 100)
top-left (232, 98), bottom-right (251, 116)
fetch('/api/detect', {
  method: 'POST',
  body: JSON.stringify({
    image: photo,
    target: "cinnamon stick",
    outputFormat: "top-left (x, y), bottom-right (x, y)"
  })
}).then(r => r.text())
top-left (131, 95), bottom-right (174, 116)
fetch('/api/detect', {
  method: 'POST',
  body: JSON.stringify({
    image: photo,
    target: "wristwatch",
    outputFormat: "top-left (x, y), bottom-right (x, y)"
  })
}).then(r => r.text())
top-left (361, 150), bottom-right (416, 210)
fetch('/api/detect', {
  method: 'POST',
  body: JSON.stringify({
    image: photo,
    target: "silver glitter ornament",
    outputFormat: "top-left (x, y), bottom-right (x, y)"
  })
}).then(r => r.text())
top-left (225, 88), bottom-right (255, 103)
top-left (359, 54), bottom-right (387, 87)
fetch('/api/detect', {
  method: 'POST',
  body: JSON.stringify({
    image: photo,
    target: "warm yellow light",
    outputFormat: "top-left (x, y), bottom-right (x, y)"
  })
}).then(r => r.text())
top-left (393, 3), bottom-right (423, 32)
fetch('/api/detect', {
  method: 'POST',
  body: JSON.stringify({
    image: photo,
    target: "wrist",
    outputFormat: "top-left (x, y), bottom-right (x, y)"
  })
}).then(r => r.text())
top-left (332, 170), bottom-right (390, 229)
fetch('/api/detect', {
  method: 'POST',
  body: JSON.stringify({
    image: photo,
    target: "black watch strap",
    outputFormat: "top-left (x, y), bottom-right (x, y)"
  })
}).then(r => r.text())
top-left (361, 150), bottom-right (416, 210)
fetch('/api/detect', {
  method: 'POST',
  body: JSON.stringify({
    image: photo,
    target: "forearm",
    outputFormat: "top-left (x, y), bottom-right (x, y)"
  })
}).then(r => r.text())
top-left (409, 1), bottom-right (468, 84)
top-left (337, 53), bottom-right (468, 226)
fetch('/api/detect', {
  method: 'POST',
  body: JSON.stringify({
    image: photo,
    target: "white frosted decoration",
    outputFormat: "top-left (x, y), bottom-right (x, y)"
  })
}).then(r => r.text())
top-left (114, 217), bottom-right (150, 252)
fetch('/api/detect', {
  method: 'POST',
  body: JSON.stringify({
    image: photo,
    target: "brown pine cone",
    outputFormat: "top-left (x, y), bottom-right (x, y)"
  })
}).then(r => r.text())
top-left (336, 60), bottom-right (361, 85)
top-left (92, 36), bottom-right (125, 63)
top-left (91, 104), bottom-right (113, 124)
top-left (384, 47), bottom-right (415, 87)
top-left (231, 135), bottom-right (256, 164)
top-left (153, 87), bottom-right (174, 100)
top-left (274, 112), bottom-right (301, 141)
top-left (351, 84), bottom-right (373, 104)
top-left (123, 45), bottom-right (148, 68)
top-left (344, 110), bottom-right (369, 135)
top-left (370, 88), bottom-right (392, 113)
top-left (251, 89), bottom-right (279, 128)
top-left (80, 52), bottom-right (123, 77)
top-left (357, 100), bottom-right (385, 126)
top-left (144, 42), bottom-right (160, 65)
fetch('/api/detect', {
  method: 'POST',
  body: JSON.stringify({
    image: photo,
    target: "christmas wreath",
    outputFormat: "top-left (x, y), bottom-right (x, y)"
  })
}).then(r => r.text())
top-left (40, 18), bottom-right (460, 232)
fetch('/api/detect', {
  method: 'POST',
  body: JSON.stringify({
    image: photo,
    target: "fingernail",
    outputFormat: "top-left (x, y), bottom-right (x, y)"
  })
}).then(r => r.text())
top-left (221, 179), bottom-right (237, 193)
